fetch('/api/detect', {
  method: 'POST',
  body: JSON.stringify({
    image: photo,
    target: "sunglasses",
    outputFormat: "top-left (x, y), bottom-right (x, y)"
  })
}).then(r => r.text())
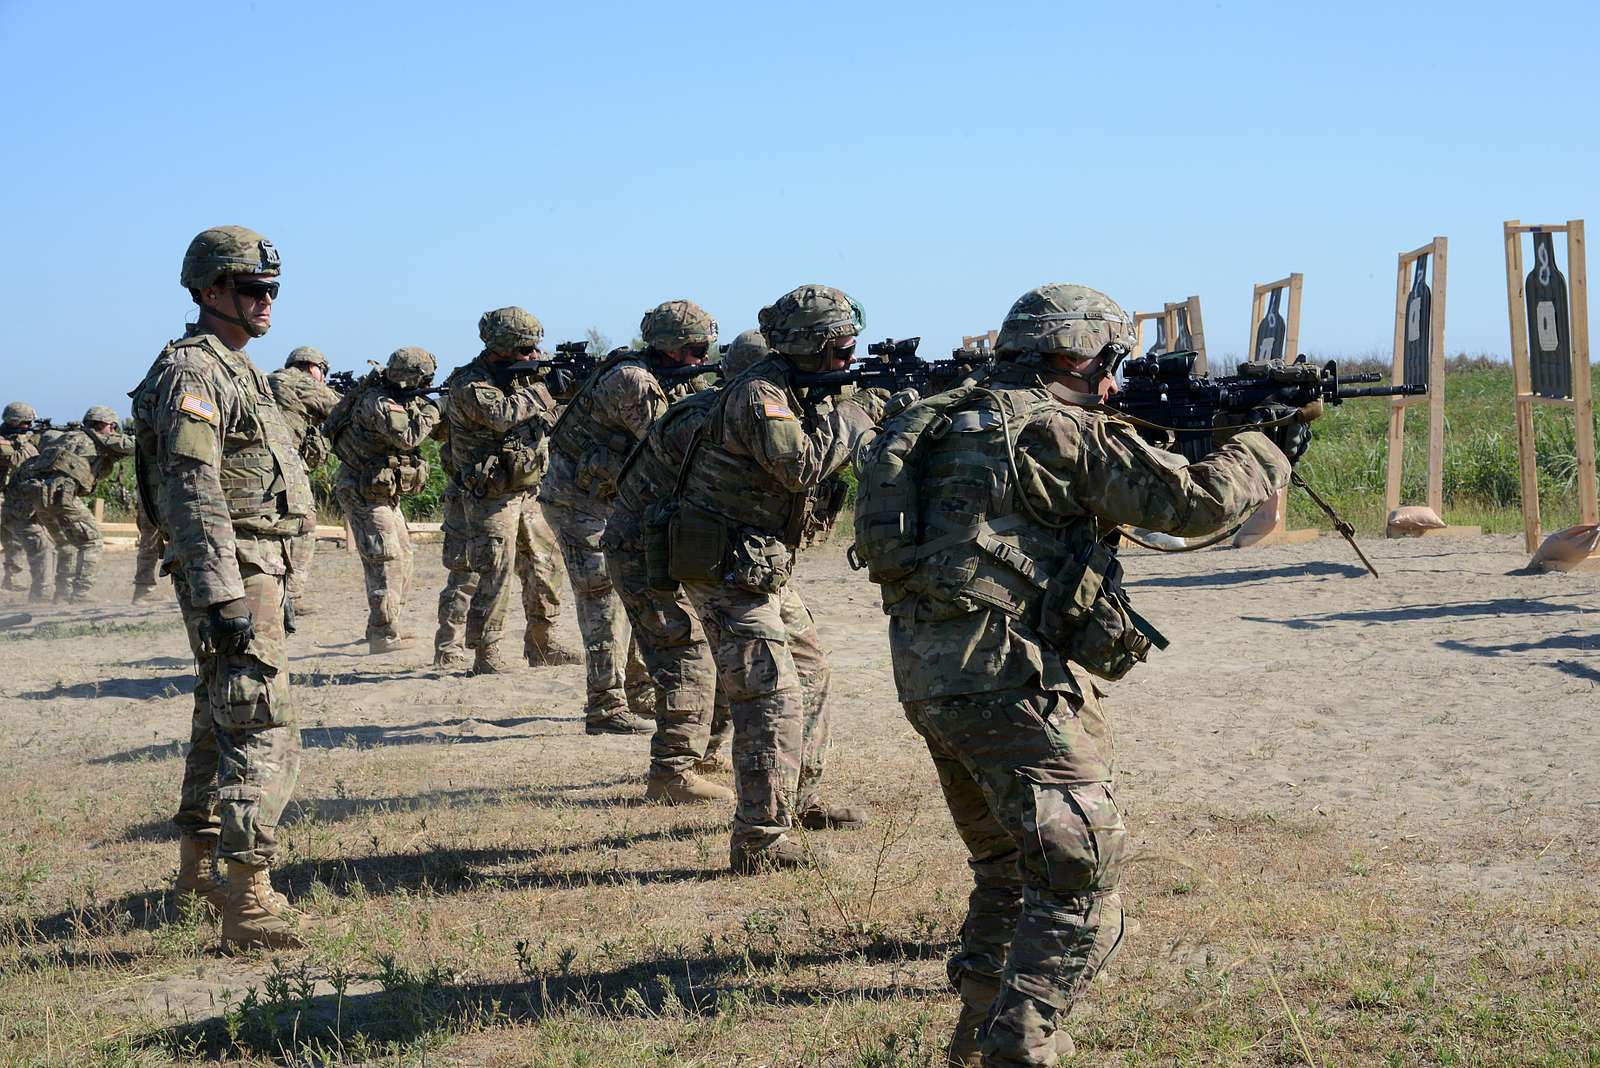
top-left (231, 279), bottom-right (280, 301)
top-left (683, 343), bottom-right (709, 358)
top-left (515, 344), bottom-right (543, 358)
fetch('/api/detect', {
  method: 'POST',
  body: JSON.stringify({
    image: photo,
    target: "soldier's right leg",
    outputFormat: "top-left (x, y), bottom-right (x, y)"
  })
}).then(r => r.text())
top-left (462, 492), bottom-right (521, 673)
top-left (58, 494), bottom-right (103, 602)
top-left (515, 501), bottom-right (573, 664)
top-left (0, 496), bottom-right (23, 591)
top-left (6, 484), bottom-right (52, 602)
top-left (683, 580), bottom-right (806, 870)
top-left (284, 530), bottom-right (315, 614)
top-left (133, 507), bottom-right (166, 601)
top-left (337, 484), bottom-right (409, 650)
top-left (433, 486), bottom-right (475, 666)
top-left (606, 542), bottom-right (724, 803)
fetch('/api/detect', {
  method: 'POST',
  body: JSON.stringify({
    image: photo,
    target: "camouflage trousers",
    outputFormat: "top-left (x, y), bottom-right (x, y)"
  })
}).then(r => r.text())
top-left (24, 478), bottom-right (101, 601)
top-left (904, 685), bottom-right (1128, 1067)
top-left (172, 537), bottom-right (302, 867)
top-left (133, 504), bottom-right (167, 591)
top-left (602, 525), bottom-right (723, 774)
top-left (682, 577), bottom-right (830, 849)
top-left (435, 486), bottom-right (564, 660)
top-left (541, 498), bottom-right (651, 721)
top-left (1, 486), bottom-right (50, 597)
top-left (285, 529), bottom-right (316, 607)
top-left (336, 482), bottom-right (414, 643)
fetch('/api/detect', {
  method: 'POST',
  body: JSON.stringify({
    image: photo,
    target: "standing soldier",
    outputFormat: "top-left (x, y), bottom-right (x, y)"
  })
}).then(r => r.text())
top-left (852, 284), bottom-right (1300, 1064)
top-left (601, 329), bottom-right (773, 804)
top-left (131, 496), bottom-right (168, 603)
top-left (129, 225), bottom-right (317, 950)
top-left (329, 348), bottom-right (441, 654)
top-left (668, 285), bottom-right (888, 873)
top-left (437, 307), bottom-right (561, 676)
top-left (268, 346), bottom-right (341, 618)
top-left (0, 402), bottom-right (41, 595)
top-left (11, 407), bottom-right (133, 602)
top-left (541, 301), bottom-right (717, 735)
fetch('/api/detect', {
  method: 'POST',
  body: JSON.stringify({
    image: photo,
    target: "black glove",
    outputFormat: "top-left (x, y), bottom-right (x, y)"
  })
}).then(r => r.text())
top-left (1247, 403), bottom-right (1311, 464)
top-left (206, 598), bottom-right (255, 656)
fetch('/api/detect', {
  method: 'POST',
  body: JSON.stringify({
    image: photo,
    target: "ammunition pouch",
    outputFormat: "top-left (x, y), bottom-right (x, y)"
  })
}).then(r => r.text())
top-left (666, 501), bottom-right (730, 584)
top-left (731, 529), bottom-right (792, 594)
top-left (575, 443), bottom-right (623, 498)
top-left (1037, 540), bottom-right (1167, 681)
top-left (643, 501), bottom-right (678, 593)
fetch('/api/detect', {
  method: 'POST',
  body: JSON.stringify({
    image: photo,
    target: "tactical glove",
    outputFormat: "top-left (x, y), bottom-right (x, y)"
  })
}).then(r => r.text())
top-left (846, 387), bottom-right (893, 424)
top-left (1247, 403), bottom-right (1312, 464)
top-left (206, 598), bottom-right (256, 656)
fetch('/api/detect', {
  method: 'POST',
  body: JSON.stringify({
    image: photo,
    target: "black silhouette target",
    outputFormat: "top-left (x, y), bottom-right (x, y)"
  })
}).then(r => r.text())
top-left (1146, 316), bottom-right (1169, 356)
top-left (1525, 233), bottom-right (1573, 398)
top-left (1255, 287), bottom-right (1287, 362)
top-left (1175, 307), bottom-right (1194, 351)
top-left (1403, 254), bottom-right (1433, 388)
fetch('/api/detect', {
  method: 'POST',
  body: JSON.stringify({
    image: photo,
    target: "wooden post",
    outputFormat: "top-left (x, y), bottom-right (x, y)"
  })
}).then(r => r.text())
top-left (93, 498), bottom-right (105, 524)
top-left (1570, 219), bottom-right (1598, 526)
top-left (1182, 295), bottom-right (1208, 373)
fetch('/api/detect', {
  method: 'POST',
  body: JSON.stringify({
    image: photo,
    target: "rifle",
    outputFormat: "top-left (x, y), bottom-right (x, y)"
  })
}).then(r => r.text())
top-left (29, 419), bottom-right (80, 433)
top-left (328, 368), bottom-right (444, 400)
top-left (792, 337), bottom-right (987, 397)
top-left (1108, 352), bottom-right (1425, 576)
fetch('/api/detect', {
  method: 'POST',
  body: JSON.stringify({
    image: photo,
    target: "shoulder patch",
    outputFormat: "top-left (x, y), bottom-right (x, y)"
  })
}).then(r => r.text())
top-left (178, 394), bottom-right (217, 423)
top-left (763, 402), bottom-right (795, 420)
top-left (384, 399), bottom-right (404, 412)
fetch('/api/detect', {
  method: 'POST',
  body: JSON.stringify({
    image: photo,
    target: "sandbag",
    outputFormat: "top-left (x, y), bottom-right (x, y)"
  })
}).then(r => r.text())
top-left (1232, 491), bottom-right (1283, 548)
top-left (1529, 523), bottom-right (1600, 572)
top-left (1386, 505), bottom-right (1447, 538)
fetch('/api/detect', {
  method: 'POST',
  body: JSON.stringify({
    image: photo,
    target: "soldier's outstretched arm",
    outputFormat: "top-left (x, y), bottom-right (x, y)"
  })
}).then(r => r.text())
top-left (455, 379), bottom-right (550, 435)
top-left (361, 395), bottom-right (440, 450)
top-left (728, 379), bottom-right (877, 492)
top-left (149, 369), bottom-right (244, 605)
top-left (599, 364), bottom-right (670, 441)
top-left (1020, 411), bottom-right (1291, 538)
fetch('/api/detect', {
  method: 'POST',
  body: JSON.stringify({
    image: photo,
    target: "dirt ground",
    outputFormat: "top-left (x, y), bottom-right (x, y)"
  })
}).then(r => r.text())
top-left (1, 531), bottom-right (1596, 1066)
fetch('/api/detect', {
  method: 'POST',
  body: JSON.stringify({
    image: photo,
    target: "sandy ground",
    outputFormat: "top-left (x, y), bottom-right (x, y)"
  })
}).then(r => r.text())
top-left (1, 529), bottom-right (1597, 1055)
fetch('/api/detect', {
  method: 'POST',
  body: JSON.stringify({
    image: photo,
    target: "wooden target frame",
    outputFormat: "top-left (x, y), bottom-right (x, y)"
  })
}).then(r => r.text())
top-left (1237, 272), bottom-right (1317, 547)
top-left (1132, 296), bottom-right (1208, 372)
top-left (961, 330), bottom-right (998, 356)
top-left (1503, 219), bottom-right (1598, 555)
top-left (1383, 237), bottom-right (1477, 537)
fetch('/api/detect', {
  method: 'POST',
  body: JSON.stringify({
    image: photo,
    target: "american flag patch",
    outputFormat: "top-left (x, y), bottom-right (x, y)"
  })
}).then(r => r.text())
top-left (178, 393), bottom-right (217, 422)
top-left (763, 402), bottom-right (794, 420)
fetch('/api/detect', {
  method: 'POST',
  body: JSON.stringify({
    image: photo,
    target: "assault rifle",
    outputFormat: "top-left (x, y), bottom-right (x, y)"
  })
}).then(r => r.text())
top-left (327, 368), bottom-right (444, 399)
top-left (1109, 351), bottom-right (1424, 463)
top-left (502, 345), bottom-right (719, 400)
top-left (792, 337), bottom-right (986, 397)
top-left (29, 419), bottom-right (80, 433)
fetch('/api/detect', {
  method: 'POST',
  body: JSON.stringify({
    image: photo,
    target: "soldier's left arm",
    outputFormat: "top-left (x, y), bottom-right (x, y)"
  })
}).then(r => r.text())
top-left (361, 395), bottom-right (439, 450)
top-left (732, 379), bottom-right (875, 492)
top-left (1018, 411), bottom-right (1290, 537)
top-left (599, 364), bottom-right (670, 441)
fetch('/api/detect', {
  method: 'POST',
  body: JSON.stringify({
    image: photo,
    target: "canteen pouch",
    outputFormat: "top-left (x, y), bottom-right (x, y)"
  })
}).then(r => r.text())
top-left (667, 501), bottom-right (730, 584)
top-left (731, 530), bottom-right (792, 594)
top-left (1038, 541), bottom-right (1167, 681)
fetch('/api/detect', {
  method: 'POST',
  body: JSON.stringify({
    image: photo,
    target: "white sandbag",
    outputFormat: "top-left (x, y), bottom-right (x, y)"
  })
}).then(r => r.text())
top-left (1385, 505), bottom-right (1447, 538)
top-left (1529, 523), bottom-right (1600, 572)
top-left (1233, 492), bottom-right (1283, 548)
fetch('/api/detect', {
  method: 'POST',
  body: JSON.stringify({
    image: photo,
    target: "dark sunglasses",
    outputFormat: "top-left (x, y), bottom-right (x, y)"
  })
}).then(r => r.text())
top-left (683, 343), bottom-right (709, 358)
top-left (515, 344), bottom-right (542, 358)
top-left (231, 279), bottom-right (280, 301)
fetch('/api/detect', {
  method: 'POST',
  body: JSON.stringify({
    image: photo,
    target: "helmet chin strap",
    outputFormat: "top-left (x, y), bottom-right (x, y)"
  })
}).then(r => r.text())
top-left (201, 280), bottom-right (269, 337)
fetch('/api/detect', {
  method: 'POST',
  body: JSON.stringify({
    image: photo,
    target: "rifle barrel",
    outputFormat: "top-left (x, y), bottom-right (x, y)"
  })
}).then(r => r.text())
top-left (1337, 383), bottom-right (1427, 399)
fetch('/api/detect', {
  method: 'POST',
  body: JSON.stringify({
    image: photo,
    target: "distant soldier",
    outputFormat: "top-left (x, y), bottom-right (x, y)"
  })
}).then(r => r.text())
top-left (329, 347), bottom-right (441, 654)
top-left (601, 330), bottom-right (773, 804)
top-left (268, 346), bottom-right (341, 618)
top-left (541, 301), bottom-right (718, 734)
top-left (11, 406), bottom-right (133, 602)
top-left (436, 307), bottom-right (561, 676)
top-left (131, 495), bottom-right (167, 603)
top-left (0, 401), bottom-right (42, 594)
top-left (130, 225), bottom-right (318, 950)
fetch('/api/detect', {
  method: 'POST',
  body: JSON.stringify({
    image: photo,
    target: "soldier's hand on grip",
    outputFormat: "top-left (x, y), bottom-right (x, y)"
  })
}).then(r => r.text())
top-left (1247, 403), bottom-right (1311, 463)
top-left (205, 598), bottom-right (256, 656)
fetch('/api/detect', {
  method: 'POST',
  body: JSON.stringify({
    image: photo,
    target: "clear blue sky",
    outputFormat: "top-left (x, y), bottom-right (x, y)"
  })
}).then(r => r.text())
top-left (2, 0), bottom-right (1596, 418)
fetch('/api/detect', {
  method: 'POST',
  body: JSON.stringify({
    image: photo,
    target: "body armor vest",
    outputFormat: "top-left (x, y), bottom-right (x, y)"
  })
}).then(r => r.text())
top-left (677, 368), bottom-right (806, 543)
top-left (130, 334), bottom-right (311, 538)
top-left (444, 357), bottom-right (553, 473)
top-left (332, 388), bottom-right (428, 498)
top-left (30, 429), bottom-right (100, 494)
top-left (0, 433), bottom-right (37, 484)
top-left (548, 352), bottom-right (654, 467)
top-left (614, 389), bottom-right (718, 518)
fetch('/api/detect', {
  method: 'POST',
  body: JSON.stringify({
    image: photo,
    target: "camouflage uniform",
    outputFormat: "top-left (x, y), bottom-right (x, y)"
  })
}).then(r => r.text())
top-left (601, 329), bottom-right (769, 793)
top-left (267, 348), bottom-right (340, 611)
top-left (668, 287), bottom-right (885, 867)
top-left (0, 405), bottom-right (42, 594)
top-left (439, 318), bottom-right (560, 671)
top-left (330, 349), bottom-right (440, 650)
top-left (132, 495), bottom-right (167, 598)
top-left (858, 284), bottom-right (1292, 1066)
top-left (542, 303), bottom-right (715, 728)
top-left (12, 413), bottom-right (132, 602)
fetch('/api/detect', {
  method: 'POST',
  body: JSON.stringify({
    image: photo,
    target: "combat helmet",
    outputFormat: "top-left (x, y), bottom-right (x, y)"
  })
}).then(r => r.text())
top-left (722, 329), bottom-right (770, 378)
top-left (286, 346), bottom-right (328, 372)
top-left (640, 300), bottom-right (717, 355)
top-left (3, 401), bottom-right (36, 428)
top-left (758, 284), bottom-right (863, 373)
top-left (83, 405), bottom-right (119, 427)
top-left (995, 284), bottom-right (1135, 374)
top-left (478, 307), bottom-right (544, 355)
top-left (385, 347), bottom-right (437, 391)
top-left (181, 226), bottom-right (280, 291)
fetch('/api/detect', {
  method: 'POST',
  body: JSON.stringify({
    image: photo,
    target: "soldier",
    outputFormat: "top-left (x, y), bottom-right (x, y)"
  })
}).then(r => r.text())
top-left (10, 406), bottom-right (133, 602)
top-left (852, 284), bottom-right (1302, 1065)
top-left (268, 346), bottom-right (341, 617)
top-left (129, 225), bottom-right (317, 951)
top-left (540, 301), bottom-right (718, 735)
top-left (601, 329), bottom-right (774, 804)
top-left (131, 496), bottom-right (167, 603)
top-left (329, 348), bottom-right (441, 654)
top-left (437, 307), bottom-right (566, 678)
top-left (666, 285), bottom-right (889, 873)
top-left (0, 402), bottom-right (42, 594)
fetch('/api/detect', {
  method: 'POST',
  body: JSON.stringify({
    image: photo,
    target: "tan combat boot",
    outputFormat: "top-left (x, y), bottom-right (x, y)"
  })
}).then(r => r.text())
top-left (797, 801), bottom-right (868, 831)
top-left (471, 643), bottom-right (515, 675)
top-left (368, 634), bottom-right (413, 655)
top-left (221, 861), bottom-right (307, 952)
top-left (645, 771), bottom-right (735, 805)
top-left (729, 835), bottom-right (827, 875)
top-left (433, 646), bottom-right (470, 669)
top-left (131, 585), bottom-right (159, 605)
top-left (946, 974), bottom-right (1002, 1067)
top-left (174, 836), bottom-right (228, 916)
top-left (524, 633), bottom-right (581, 666)
top-left (291, 599), bottom-right (316, 617)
